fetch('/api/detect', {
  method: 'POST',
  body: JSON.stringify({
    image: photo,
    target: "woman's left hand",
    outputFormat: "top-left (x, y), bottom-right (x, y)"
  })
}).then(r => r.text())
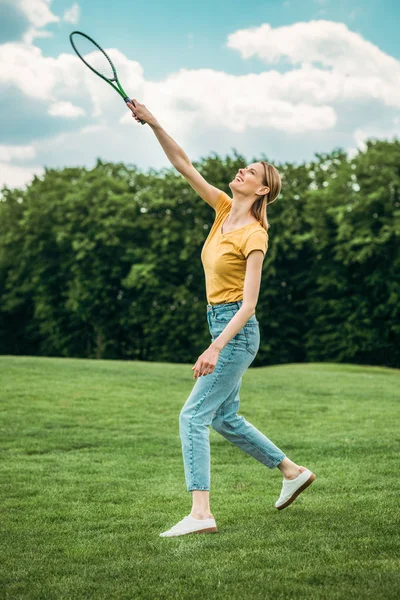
top-left (192, 346), bottom-right (221, 379)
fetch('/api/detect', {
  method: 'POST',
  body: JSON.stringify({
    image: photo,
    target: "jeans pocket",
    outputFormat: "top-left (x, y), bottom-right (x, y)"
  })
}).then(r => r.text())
top-left (244, 324), bottom-right (260, 355)
top-left (213, 309), bottom-right (235, 324)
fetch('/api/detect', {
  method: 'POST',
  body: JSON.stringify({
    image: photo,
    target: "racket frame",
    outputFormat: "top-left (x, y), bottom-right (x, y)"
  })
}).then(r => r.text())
top-left (69, 31), bottom-right (146, 125)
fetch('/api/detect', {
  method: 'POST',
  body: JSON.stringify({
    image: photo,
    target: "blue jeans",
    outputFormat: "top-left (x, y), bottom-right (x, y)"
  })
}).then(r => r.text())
top-left (179, 299), bottom-right (286, 492)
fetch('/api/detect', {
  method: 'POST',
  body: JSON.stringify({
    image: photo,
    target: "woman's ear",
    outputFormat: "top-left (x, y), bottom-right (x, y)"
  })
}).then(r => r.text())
top-left (258, 186), bottom-right (269, 196)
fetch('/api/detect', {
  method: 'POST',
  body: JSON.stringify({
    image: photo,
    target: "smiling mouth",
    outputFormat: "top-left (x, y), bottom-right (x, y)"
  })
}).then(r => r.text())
top-left (235, 176), bottom-right (244, 182)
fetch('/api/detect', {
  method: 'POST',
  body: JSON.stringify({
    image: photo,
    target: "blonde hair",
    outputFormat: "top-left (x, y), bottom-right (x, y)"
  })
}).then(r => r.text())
top-left (250, 160), bottom-right (282, 232)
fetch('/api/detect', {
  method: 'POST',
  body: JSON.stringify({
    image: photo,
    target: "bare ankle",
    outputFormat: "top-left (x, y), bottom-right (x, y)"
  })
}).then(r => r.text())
top-left (278, 458), bottom-right (303, 479)
top-left (191, 510), bottom-right (213, 520)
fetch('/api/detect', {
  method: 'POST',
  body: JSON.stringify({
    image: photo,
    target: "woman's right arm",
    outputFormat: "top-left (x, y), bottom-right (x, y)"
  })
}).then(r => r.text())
top-left (126, 99), bottom-right (222, 209)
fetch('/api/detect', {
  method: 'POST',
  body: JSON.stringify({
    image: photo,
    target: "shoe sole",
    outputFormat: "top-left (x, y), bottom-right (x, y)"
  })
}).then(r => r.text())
top-left (161, 526), bottom-right (218, 537)
top-left (275, 472), bottom-right (316, 510)
top-left (188, 526), bottom-right (218, 535)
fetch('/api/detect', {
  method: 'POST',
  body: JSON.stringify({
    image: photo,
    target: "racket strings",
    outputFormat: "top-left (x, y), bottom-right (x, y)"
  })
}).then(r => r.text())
top-left (71, 33), bottom-right (115, 80)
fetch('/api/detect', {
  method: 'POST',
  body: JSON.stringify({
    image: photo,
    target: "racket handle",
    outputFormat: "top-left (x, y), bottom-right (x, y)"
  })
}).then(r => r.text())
top-left (124, 97), bottom-right (146, 125)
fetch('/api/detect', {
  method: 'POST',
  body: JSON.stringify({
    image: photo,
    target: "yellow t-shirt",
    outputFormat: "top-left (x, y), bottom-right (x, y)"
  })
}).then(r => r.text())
top-left (201, 190), bottom-right (268, 305)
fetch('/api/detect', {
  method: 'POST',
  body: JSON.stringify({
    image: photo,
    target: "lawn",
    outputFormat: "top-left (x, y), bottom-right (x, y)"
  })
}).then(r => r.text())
top-left (1, 356), bottom-right (399, 599)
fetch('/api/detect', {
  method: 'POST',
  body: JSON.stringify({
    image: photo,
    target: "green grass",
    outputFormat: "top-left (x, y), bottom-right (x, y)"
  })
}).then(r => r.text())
top-left (1, 356), bottom-right (399, 599)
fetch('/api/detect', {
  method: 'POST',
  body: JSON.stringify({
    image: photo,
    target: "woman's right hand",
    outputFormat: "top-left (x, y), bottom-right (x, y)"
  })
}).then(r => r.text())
top-left (126, 99), bottom-right (158, 127)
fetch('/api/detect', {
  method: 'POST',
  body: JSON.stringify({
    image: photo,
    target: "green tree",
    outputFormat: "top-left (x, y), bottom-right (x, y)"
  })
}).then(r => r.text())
top-left (0, 143), bottom-right (398, 367)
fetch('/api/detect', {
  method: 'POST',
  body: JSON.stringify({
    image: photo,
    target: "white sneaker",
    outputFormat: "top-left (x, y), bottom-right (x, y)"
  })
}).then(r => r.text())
top-left (159, 514), bottom-right (218, 537)
top-left (275, 467), bottom-right (316, 510)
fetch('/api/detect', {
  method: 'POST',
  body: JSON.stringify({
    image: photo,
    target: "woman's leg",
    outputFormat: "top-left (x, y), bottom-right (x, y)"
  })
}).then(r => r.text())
top-left (190, 491), bottom-right (213, 519)
top-left (211, 377), bottom-right (287, 468)
top-left (277, 457), bottom-right (306, 479)
top-left (179, 337), bottom-right (254, 511)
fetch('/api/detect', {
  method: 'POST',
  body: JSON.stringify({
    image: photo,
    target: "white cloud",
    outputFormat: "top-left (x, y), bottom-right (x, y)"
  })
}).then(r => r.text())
top-left (0, 163), bottom-right (43, 189)
top-left (226, 20), bottom-right (400, 109)
top-left (18, 0), bottom-right (59, 29)
top-left (0, 43), bottom-right (59, 99)
top-left (48, 101), bottom-right (86, 118)
top-left (1, 18), bottom-right (400, 189)
top-left (0, 42), bottom-right (144, 107)
top-left (122, 68), bottom-right (336, 135)
top-left (12, 0), bottom-right (60, 43)
top-left (63, 3), bottom-right (80, 25)
top-left (3, 20), bottom-right (399, 142)
top-left (23, 27), bottom-right (56, 44)
top-left (354, 121), bottom-right (400, 150)
top-left (345, 117), bottom-right (400, 159)
top-left (79, 124), bottom-right (107, 135)
top-left (0, 144), bottom-right (36, 162)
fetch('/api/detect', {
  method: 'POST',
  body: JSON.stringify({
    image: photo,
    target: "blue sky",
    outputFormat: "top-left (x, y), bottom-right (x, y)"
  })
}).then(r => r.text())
top-left (39, 0), bottom-right (400, 79)
top-left (0, 0), bottom-right (399, 188)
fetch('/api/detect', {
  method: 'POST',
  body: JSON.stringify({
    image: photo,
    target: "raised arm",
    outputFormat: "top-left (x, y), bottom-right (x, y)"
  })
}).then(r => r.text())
top-left (126, 99), bottom-right (222, 210)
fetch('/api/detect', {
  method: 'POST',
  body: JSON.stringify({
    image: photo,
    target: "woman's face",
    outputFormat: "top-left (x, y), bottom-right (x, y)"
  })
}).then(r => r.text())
top-left (229, 162), bottom-right (268, 197)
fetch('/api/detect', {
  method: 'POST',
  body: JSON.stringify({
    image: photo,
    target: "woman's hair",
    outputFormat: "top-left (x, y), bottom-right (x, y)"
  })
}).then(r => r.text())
top-left (250, 160), bottom-right (282, 232)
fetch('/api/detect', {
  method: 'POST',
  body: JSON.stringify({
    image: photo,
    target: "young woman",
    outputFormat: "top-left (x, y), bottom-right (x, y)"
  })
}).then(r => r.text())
top-left (127, 100), bottom-right (316, 538)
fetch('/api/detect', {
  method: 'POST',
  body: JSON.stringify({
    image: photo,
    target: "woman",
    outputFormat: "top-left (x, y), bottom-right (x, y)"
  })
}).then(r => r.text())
top-left (127, 100), bottom-right (316, 538)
